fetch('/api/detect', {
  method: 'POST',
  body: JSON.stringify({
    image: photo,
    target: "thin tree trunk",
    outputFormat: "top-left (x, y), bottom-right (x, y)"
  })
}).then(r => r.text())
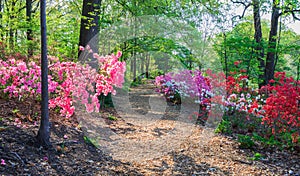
top-left (132, 14), bottom-right (137, 82)
top-left (223, 32), bottom-right (228, 78)
top-left (253, 0), bottom-right (265, 87)
top-left (0, 0), bottom-right (3, 40)
top-left (297, 56), bottom-right (300, 83)
top-left (265, 0), bottom-right (280, 84)
top-left (9, 0), bottom-right (16, 50)
top-left (26, 0), bottom-right (33, 58)
top-left (274, 14), bottom-right (282, 71)
top-left (133, 53), bottom-right (137, 81)
top-left (145, 53), bottom-right (150, 78)
top-left (141, 53), bottom-right (144, 74)
top-left (37, 0), bottom-right (51, 148)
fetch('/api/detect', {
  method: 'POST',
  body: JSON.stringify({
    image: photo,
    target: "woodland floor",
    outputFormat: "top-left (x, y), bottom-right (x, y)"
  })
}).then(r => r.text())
top-left (0, 81), bottom-right (300, 176)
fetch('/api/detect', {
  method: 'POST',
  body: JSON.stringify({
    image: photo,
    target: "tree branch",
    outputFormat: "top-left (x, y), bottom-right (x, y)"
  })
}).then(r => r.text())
top-left (70, 0), bottom-right (81, 14)
top-left (292, 11), bottom-right (300, 21)
top-left (230, 0), bottom-right (248, 6)
top-left (279, 8), bottom-right (300, 21)
top-left (115, 0), bottom-right (135, 16)
top-left (32, 0), bottom-right (40, 13)
top-left (231, 0), bottom-right (252, 20)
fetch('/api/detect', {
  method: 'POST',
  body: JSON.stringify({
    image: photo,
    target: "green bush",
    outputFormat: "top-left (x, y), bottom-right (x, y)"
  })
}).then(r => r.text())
top-left (215, 119), bottom-right (232, 134)
top-left (237, 134), bottom-right (255, 149)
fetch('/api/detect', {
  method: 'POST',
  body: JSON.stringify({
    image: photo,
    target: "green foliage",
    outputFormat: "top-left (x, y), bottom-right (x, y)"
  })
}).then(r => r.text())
top-left (252, 132), bottom-right (292, 149)
top-left (215, 119), bottom-right (232, 134)
top-left (130, 81), bottom-right (141, 87)
top-left (213, 17), bottom-right (300, 83)
top-left (149, 70), bottom-right (163, 79)
top-left (237, 134), bottom-right (255, 149)
top-left (249, 152), bottom-right (263, 161)
top-left (11, 109), bottom-right (20, 114)
top-left (108, 114), bottom-right (118, 121)
top-left (83, 136), bottom-right (100, 148)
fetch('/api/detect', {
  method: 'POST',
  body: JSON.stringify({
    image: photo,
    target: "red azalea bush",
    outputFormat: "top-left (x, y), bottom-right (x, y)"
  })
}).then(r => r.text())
top-left (260, 72), bottom-right (300, 142)
top-left (154, 61), bottom-right (299, 144)
top-left (225, 69), bottom-right (300, 144)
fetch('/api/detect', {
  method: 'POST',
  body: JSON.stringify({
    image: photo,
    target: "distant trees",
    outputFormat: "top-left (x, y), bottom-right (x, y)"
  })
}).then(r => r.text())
top-left (232, 0), bottom-right (300, 85)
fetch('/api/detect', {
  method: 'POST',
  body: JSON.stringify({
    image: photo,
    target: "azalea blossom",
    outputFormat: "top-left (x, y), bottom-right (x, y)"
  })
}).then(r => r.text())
top-left (1, 159), bottom-right (6, 165)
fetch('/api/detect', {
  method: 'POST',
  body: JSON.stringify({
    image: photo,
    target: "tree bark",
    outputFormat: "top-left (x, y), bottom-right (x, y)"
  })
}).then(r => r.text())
top-left (0, 0), bottom-right (3, 40)
top-left (78, 0), bottom-right (115, 109)
top-left (37, 0), bottom-right (51, 148)
top-left (265, 0), bottom-right (280, 84)
top-left (297, 56), bottom-right (300, 83)
top-left (252, 0), bottom-right (265, 87)
top-left (9, 0), bottom-right (16, 50)
top-left (133, 52), bottom-right (137, 81)
top-left (78, 0), bottom-right (101, 58)
top-left (223, 32), bottom-right (228, 78)
top-left (140, 53), bottom-right (145, 74)
top-left (26, 0), bottom-right (33, 58)
top-left (145, 53), bottom-right (150, 78)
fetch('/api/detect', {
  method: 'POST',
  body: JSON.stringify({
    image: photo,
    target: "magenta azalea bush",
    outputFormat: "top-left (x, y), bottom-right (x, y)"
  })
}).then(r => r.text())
top-left (154, 69), bottom-right (211, 105)
top-left (0, 51), bottom-right (126, 118)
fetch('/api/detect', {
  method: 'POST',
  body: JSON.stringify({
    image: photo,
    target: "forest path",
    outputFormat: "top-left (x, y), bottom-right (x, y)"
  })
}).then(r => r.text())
top-left (79, 81), bottom-right (293, 175)
top-left (81, 80), bottom-right (204, 162)
top-left (0, 83), bottom-right (298, 175)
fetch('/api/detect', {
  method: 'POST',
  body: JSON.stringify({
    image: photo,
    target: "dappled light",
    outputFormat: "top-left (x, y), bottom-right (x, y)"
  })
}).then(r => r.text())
top-left (0, 0), bottom-right (300, 175)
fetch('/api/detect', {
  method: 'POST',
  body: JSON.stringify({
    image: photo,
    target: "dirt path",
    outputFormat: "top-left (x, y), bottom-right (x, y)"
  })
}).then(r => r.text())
top-left (0, 82), bottom-right (299, 175)
top-left (79, 81), bottom-right (206, 162)
top-left (78, 81), bottom-right (300, 175)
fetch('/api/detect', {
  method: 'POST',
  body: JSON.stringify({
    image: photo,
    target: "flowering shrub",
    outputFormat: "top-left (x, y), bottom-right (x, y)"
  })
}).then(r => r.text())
top-left (154, 62), bottom-right (299, 144)
top-left (225, 75), bottom-right (264, 117)
top-left (223, 69), bottom-right (300, 144)
top-left (0, 51), bottom-right (126, 118)
top-left (260, 72), bottom-right (300, 139)
top-left (154, 69), bottom-right (211, 105)
top-left (0, 59), bottom-right (55, 98)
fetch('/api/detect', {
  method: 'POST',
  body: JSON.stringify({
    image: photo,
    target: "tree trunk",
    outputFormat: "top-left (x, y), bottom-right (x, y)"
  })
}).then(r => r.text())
top-left (265, 0), bottom-right (280, 84)
top-left (252, 0), bottom-right (265, 87)
top-left (78, 0), bottom-right (101, 58)
top-left (297, 56), bottom-right (300, 83)
top-left (79, 0), bottom-right (115, 109)
top-left (9, 1), bottom-right (16, 50)
top-left (26, 0), bottom-right (33, 58)
top-left (145, 53), bottom-right (150, 78)
top-left (133, 53), bottom-right (137, 81)
top-left (37, 0), bottom-right (51, 148)
top-left (141, 53), bottom-right (145, 74)
top-left (0, 0), bottom-right (3, 40)
top-left (223, 32), bottom-right (228, 78)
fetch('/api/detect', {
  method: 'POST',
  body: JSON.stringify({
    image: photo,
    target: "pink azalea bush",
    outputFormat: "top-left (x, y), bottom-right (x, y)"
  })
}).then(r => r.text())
top-left (0, 51), bottom-right (126, 118)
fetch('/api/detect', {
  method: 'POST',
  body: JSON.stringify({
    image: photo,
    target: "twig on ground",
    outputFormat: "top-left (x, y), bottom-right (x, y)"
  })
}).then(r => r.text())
top-left (10, 152), bottom-right (24, 165)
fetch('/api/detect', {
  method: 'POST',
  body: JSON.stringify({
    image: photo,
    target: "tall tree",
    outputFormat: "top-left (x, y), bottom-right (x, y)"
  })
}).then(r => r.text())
top-left (231, 0), bottom-right (300, 85)
top-left (26, 0), bottom-right (33, 58)
top-left (7, 0), bottom-right (17, 49)
top-left (252, 0), bottom-right (265, 87)
top-left (78, 0), bottom-right (101, 57)
top-left (0, 0), bottom-right (3, 40)
top-left (265, 0), bottom-right (300, 84)
top-left (36, 0), bottom-right (51, 147)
